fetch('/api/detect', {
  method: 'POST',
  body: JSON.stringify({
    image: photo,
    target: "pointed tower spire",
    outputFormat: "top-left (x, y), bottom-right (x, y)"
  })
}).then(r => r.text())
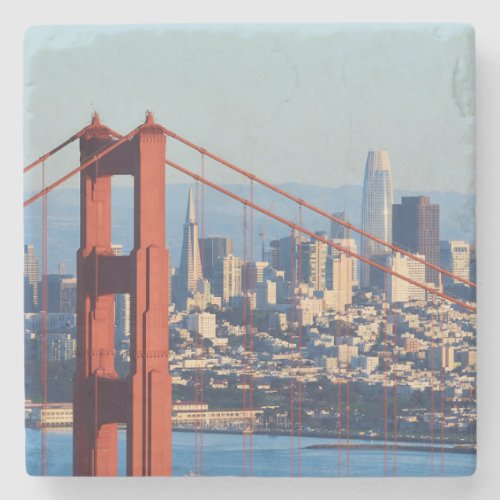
top-left (185, 188), bottom-right (196, 224)
top-left (177, 188), bottom-right (203, 309)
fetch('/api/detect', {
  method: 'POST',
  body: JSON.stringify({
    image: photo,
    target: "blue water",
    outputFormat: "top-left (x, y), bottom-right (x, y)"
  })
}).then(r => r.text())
top-left (25, 429), bottom-right (475, 477)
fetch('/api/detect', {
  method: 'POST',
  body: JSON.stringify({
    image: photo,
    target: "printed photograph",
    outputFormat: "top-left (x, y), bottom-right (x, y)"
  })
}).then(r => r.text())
top-left (23, 24), bottom-right (476, 476)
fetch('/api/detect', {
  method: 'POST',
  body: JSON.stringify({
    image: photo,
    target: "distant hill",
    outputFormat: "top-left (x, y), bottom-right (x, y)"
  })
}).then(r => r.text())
top-left (24, 183), bottom-right (475, 275)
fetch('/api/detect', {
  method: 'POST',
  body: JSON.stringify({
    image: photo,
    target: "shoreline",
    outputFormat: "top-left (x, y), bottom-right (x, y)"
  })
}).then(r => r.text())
top-left (25, 423), bottom-right (475, 453)
top-left (172, 427), bottom-right (476, 452)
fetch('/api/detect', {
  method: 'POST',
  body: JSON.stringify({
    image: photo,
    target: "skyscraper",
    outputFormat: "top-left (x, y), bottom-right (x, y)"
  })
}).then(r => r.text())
top-left (386, 252), bottom-right (426, 303)
top-left (198, 236), bottom-right (233, 280)
top-left (331, 238), bottom-right (359, 287)
top-left (330, 211), bottom-right (347, 239)
top-left (301, 238), bottom-right (328, 291)
top-left (392, 196), bottom-right (440, 285)
top-left (24, 244), bottom-right (39, 312)
top-left (177, 189), bottom-right (203, 309)
top-left (277, 234), bottom-right (301, 282)
top-left (361, 150), bottom-right (394, 288)
top-left (439, 240), bottom-right (470, 286)
top-left (325, 253), bottom-right (353, 310)
top-left (213, 254), bottom-right (242, 305)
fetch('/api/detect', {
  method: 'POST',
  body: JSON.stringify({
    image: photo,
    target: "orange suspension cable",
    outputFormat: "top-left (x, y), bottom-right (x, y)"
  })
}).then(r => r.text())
top-left (24, 121), bottom-right (476, 288)
top-left (24, 126), bottom-right (142, 207)
top-left (165, 159), bottom-right (476, 313)
top-left (163, 128), bottom-right (475, 289)
top-left (23, 120), bottom-right (122, 174)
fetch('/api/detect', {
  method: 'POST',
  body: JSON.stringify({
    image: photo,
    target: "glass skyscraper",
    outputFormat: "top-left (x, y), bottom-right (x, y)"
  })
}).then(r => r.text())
top-left (361, 150), bottom-right (394, 288)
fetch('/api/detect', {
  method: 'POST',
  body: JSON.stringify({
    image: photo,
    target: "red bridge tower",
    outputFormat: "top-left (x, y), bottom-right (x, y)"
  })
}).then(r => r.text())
top-left (73, 112), bottom-right (172, 476)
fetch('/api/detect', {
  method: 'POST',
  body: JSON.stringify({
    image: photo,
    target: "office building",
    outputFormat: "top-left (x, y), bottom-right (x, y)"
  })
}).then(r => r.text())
top-left (24, 244), bottom-right (39, 312)
top-left (361, 150), bottom-right (394, 288)
top-left (393, 196), bottom-right (440, 286)
top-left (199, 236), bottom-right (233, 280)
top-left (301, 238), bottom-right (328, 291)
top-left (177, 189), bottom-right (203, 309)
top-left (439, 240), bottom-right (470, 285)
top-left (187, 312), bottom-right (216, 339)
top-left (213, 254), bottom-right (242, 304)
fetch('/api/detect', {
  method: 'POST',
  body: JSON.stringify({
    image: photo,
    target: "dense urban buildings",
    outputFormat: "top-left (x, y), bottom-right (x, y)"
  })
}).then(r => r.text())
top-left (361, 150), bottom-right (394, 288)
top-left (24, 148), bottom-right (476, 451)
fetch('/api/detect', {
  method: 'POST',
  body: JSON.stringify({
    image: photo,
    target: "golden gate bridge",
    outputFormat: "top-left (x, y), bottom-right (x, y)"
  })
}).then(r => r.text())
top-left (23, 112), bottom-right (476, 477)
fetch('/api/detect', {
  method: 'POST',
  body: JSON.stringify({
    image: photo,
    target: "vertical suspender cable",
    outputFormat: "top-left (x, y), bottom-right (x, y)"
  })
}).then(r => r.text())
top-left (384, 270), bottom-right (389, 476)
top-left (440, 284), bottom-right (446, 476)
top-left (41, 162), bottom-right (48, 476)
top-left (336, 255), bottom-right (342, 477)
top-left (200, 154), bottom-right (205, 476)
top-left (249, 181), bottom-right (254, 475)
top-left (393, 309), bottom-right (398, 476)
top-left (289, 228), bottom-right (295, 477)
top-left (242, 204), bottom-right (248, 476)
top-left (345, 302), bottom-right (350, 477)
top-left (297, 206), bottom-right (303, 477)
top-left (194, 181), bottom-right (199, 476)
top-left (430, 293), bottom-right (436, 476)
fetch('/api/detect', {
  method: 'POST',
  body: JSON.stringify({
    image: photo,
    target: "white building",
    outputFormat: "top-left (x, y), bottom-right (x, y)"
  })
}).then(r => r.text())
top-left (256, 280), bottom-right (277, 308)
top-left (386, 252), bottom-right (426, 303)
top-left (213, 254), bottom-right (242, 304)
top-left (331, 238), bottom-right (359, 287)
top-left (187, 312), bottom-right (216, 339)
top-left (440, 240), bottom-right (470, 285)
top-left (325, 254), bottom-right (353, 311)
top-left (359, 355), bottom-right (379, 373)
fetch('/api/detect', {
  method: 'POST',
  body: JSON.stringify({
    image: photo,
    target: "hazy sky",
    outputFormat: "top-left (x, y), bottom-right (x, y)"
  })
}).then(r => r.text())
top-left (24, 24), bottom-right (475, 194)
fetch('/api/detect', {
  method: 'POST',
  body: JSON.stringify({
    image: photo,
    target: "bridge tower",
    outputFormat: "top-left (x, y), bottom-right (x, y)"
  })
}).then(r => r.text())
top-left (73, 112), bottom-right (172, 476)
